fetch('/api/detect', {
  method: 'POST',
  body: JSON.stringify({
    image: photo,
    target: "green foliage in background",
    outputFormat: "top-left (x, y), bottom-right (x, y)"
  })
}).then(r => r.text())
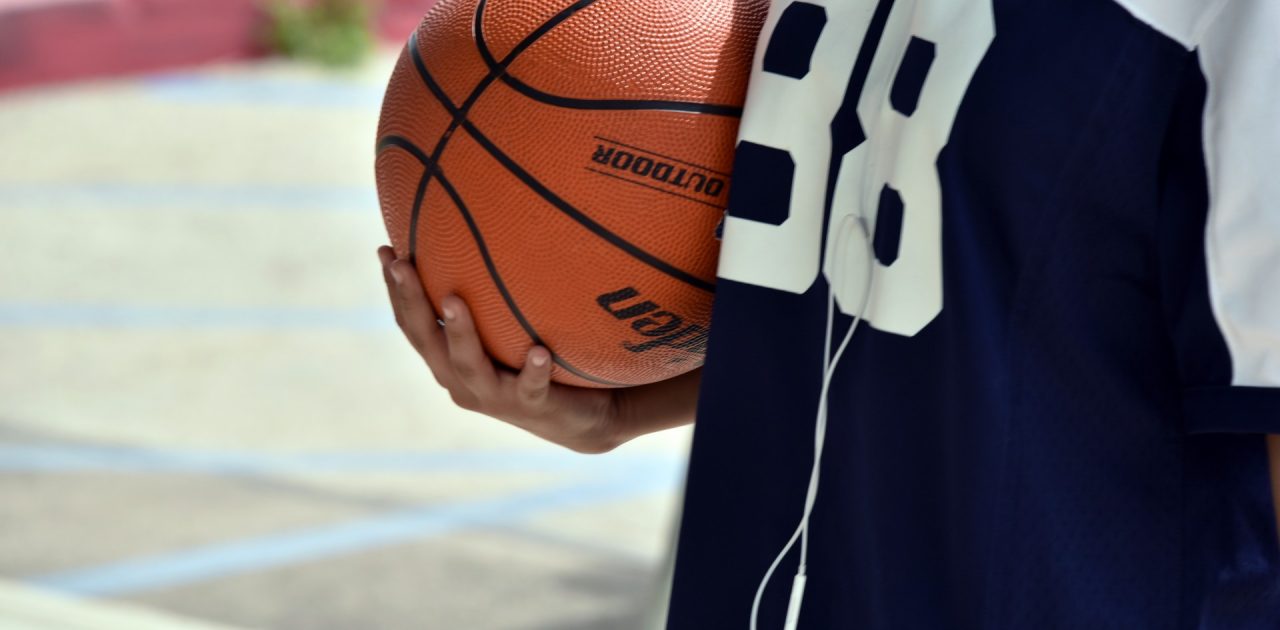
top-left (265, 0), bottom-right (375, 67)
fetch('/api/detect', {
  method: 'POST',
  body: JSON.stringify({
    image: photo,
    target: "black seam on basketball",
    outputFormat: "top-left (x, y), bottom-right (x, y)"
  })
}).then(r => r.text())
top-left (593, 135), bottom-right (730, 177)
top-left (405, 43), bottom-right (716, 293)
top-left (377, 135), bottom-right (431, 163)
top-left (484, 0), bottom-right (602, 66)
top-left (458, 116), bottom-right (717, 293)
top-left (378, 136), bottom-right (438, 261)
top-left (584, 167), bottom-right (725, 209)
top-left (377, 135), bottom-right (627, 387)
top-left (471, 6), bottom-right (742, 118)
top-left (403, 0), bottom-right (602, 260)
top-left (498, 73), bottom-right (743, 117)
top-left (401, 38), bottom-right (452, 259)
top-left (435, 170), bottom-right (628, 387)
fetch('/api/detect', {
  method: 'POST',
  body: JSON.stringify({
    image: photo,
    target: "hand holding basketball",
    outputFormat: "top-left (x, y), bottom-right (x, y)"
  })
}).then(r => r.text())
top-left (375, 0), bottom-right (766, 387)
top-left (379, 246), bottom-right (625, 454)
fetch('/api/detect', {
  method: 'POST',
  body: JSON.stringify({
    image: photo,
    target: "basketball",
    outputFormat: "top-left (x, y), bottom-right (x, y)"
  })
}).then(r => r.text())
top-left (374, 0), bottom-right (767, 387)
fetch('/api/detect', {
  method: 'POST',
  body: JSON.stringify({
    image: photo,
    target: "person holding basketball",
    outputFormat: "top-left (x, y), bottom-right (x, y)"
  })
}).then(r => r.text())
top-left (380, 0), bottom-right (1280, 628)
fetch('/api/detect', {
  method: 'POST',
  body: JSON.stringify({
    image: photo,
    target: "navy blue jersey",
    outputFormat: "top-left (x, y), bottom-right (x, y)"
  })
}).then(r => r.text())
top-left (667, 1), bottom-right (1280, 628)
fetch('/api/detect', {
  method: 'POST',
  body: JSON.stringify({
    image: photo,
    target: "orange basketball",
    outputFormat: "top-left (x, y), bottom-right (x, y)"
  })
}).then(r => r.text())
top-left (375, 0), bottom-right (767, 387)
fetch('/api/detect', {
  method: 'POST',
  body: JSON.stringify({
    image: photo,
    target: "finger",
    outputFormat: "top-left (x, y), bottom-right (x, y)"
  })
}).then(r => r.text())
top-left (378, 246), bottom-right (398, 308)
top-left (378, 247), bottom-right (408, 332)
top-left (377, 245), bottom-right (395, 267)
top-left (516, 346), bottom-right (552, 408)
top-left (440, 294), bottom-right (499, 396)
top-left (388, 259), bottom-right (449, 367)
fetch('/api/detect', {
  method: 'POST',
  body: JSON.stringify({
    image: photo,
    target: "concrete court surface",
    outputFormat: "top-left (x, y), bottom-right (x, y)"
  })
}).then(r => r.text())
top-left (0, 50), bottom-right (691, 629)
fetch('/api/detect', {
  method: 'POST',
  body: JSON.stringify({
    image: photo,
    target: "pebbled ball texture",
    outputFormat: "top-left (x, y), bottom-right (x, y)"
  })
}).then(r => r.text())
top-left (375, 0), bottom-right (767, 387)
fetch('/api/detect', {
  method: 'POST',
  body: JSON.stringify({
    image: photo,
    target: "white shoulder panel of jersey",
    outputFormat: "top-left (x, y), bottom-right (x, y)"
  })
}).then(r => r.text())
top-left (1108, 0), bottom-right (1228, 49)
top-left (1195, 0), bottom-right (1280, 388)
top-left (1116, 0), bottom-right (1280, 388)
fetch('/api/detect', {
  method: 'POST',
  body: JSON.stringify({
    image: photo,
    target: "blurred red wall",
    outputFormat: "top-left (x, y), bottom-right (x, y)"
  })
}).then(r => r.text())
top-left (0, 0), bottom-right (435, 91)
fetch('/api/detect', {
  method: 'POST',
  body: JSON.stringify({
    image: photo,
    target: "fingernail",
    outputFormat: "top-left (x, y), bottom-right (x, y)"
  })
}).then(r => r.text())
top-left (441, 301), bottom-right (456, 321)
top-left (389, 264), bottom-right (404, 286)
top-left (530, 348), bottom-right (548, 367)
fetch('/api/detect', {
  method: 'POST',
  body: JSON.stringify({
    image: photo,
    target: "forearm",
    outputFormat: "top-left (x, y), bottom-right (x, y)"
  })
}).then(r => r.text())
top-left (612, 368), bottom-right (702, 444)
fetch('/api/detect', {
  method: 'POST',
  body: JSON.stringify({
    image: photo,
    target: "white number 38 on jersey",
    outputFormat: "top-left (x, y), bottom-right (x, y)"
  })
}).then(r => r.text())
top-left (717, 0), bottom-right (994, 337)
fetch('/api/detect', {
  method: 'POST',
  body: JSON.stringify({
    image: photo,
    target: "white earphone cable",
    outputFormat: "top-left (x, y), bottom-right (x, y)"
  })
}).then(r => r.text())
top-left (750, 215), bottom-right (876, 630)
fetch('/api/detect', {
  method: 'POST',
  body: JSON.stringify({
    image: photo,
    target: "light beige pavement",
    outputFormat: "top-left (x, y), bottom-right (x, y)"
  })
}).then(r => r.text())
top-left (0, 50), bottom-right (690, 630)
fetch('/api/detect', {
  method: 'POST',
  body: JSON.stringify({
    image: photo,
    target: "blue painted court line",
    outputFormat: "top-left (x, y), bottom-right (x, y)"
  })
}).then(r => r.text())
top-left (0, 443), bottom-right (682, 477)
top-left (27, 471), bottom-right (679, 597)
top-left (0, 303), bottom-right (392, 331)
top-left (145, 74), bottom-right (384, 108)
top-left (0, 183), bottom-right (377, 211)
